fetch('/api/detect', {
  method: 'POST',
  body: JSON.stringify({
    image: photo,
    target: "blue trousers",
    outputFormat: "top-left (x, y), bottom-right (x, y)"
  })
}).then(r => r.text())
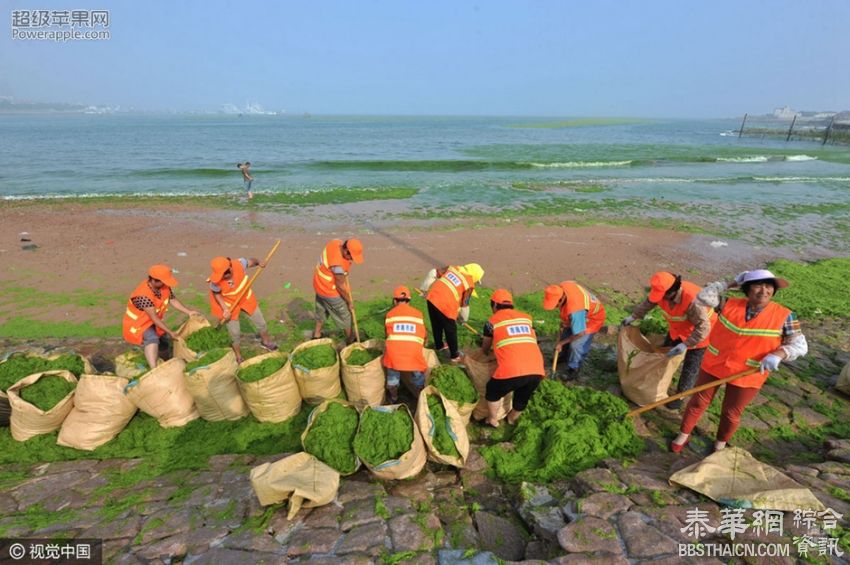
top-left (559, 328), bottom-right (595, 370)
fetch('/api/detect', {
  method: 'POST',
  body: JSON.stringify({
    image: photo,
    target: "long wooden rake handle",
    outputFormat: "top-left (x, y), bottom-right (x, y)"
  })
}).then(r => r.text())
top-left (626, 369), bottom-right (758, 418)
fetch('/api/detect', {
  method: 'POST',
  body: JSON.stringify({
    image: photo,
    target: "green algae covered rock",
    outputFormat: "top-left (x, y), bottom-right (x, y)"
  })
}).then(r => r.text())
top-left (303, 402), bottom-right (359, 474)
top-left (430, 365), bottom-right (478, 405)
top-left (292, 344), bottom-right (337, 370)
top-left (237, 356), bottom-right (288, 383)
top-left (427, 394), bottom-right (460, 458)
top-left (345, 348), bottom-right (382, 366)
top-left (481, 379), bottom-right (643, 483)
top-left (354, 407), bottom-right (414, 466)
top-left (20, 375), bottom-right (77, 411)
top-left (0, 354), bottom-right (86, 393)
top-left (185, 348), bottom-right (231, 373)
top-left (185, 326), bottom-right (231, 353)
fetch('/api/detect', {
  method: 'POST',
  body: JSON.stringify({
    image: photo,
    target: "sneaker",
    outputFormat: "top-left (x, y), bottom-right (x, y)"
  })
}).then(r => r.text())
top-left (260, 342), bottom-right (279, 352)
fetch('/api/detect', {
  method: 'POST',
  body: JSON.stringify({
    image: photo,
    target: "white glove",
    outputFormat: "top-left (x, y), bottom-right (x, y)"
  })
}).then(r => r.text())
top-left (420, 268), bottom-right (438, 293)
top-left (621, 315), bottom-right (635, 327)
top-left (458, 305), bottom-right (470, 324)
top-left (666, 343), bottom-right (687, 357)
top-left (759, 353), bottom-right (782, 374)
top-left (734, 271), bottom-right (750, 285)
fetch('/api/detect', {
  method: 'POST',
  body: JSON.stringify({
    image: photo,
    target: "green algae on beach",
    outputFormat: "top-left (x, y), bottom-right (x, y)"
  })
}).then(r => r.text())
top-left (185, 348), bottom-right (230, 373)
top-left (19, 375), bottom-right (76, 411)
top-left (303, 402), bottom-right (359, 474)
top-left (427, 394), bottom-right (460, 458)
top-left (481, 379), bottom-right (643, 483)
top-left (185, 326), bottom-right (231, 353)
top-left (291, 344), bottom-right (337, 370)
top-left (237, 356), bottom-right (287, 383)
top-left (430, 365), bottom-right (478, 405)
top-left (353, 408), bottom-right (414, 466)
top-left (0, 354), bottom-right (85, 393)
top-left (345, 348), bottom-right (382, 366)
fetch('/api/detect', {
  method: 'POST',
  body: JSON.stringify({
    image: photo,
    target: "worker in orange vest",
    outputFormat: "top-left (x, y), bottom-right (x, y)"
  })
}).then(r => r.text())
top-left (122, 264), bottom-right (202, 370)
top-left (543, 281), bottom-right (606, 380)
top-left (208, 256), bottom-right (278, 363)
top-left (423, 263), bottom-right (484, 363)
top-left (383, 285), bottom-right (429, 403)
top-left (312, 238), bottom-right (364, 344)
top-left (670, 269), bottom-right (808, 454)
top-left (622, 272), bottom-right (717, 408)
top-left (481, 289), bottom-right (545, 427)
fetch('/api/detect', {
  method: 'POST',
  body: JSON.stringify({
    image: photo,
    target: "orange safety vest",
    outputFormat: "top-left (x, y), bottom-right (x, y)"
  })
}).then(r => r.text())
top-left (313, 239), bottom-right (351, 298)
top-left (559, 281), bottom-right (606, 335)
top-left (656, 280), bottom-right (717, 349)
top-left (122, 280), bottom-right (171, 345)
top-left (383, 303), bottom-right (428, 372)
top-left (426, 266), bottom-right (474, 320)
top-left (209, 258), bottom-right (258, 320)
top-left (701, 297), bottom-right (791, 389)
top-left (490, 308), bottom-right (545, 379)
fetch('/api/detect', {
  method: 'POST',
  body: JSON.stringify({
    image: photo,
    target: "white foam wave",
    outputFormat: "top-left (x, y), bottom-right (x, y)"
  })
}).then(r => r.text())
top-left (529, 160), bottom-right (632, 168)
top-left (785, 155), bottom-right (817, 161)
top-left (719, 130), bottom-right (738, 137)
top-left (716, 156), bottom-right (769, 163)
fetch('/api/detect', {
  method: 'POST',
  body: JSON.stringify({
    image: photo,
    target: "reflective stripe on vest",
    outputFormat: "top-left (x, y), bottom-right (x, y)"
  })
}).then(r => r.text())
top-left (316, 248), bottom-right (335, 282)
top-left (387, 334), bottom-right (426, 345)
top-left (717, 314), bottom-right (783, 337)
top-left (436, 267), bottom-right (469, 303)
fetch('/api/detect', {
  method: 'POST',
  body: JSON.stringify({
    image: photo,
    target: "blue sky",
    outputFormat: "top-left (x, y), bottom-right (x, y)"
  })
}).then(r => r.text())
top-left (1, 0), bottom-right (848, 117)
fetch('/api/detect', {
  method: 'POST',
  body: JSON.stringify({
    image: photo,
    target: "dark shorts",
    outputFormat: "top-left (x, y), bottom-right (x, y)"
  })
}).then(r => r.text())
top-left (485, 374), bottom-right (542, 411)
top-left (142, 326), bottom-right (170, 348)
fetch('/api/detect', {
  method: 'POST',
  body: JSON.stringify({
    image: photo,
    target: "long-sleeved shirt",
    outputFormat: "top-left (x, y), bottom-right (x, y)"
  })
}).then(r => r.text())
top-left (632, 287), bottom-right (713, 348)
top-left (695, 281), bottom-right (808, 361)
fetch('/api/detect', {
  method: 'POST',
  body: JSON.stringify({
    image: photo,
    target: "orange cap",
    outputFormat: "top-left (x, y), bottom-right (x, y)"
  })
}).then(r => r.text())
top-left (542, 284), bottom-right (565, 310)
top-left (148, 264), bottom-right (178, 288)
top-left (207, 256), bottom-right (231, 283)
top-left (491, 288), bottom-right (513, 305)
top-left (648, 272), bottom-right (676, 303)
top-left (346, 239), bottom-right (364, 264)
top-left (393, 285), bottom-right (411, 300)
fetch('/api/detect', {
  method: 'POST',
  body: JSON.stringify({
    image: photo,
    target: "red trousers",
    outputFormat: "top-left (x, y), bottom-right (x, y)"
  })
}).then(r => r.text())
top-left (680, 369), bottom-right (761, 443)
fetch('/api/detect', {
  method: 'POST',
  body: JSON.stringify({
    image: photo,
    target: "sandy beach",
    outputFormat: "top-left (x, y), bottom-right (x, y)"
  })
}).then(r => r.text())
top-left (0, 199), bottom-right (789, 328)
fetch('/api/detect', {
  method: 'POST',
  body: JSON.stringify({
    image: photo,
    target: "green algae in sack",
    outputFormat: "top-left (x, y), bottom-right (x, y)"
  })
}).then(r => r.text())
top-left (481, 379), bottom-right (643, 483)
top-left (345, 348), bottom-right (382, 366)
top-left (185, 348), bottom-right (230, 372)
top-left (353, 407), bottom-right (414, 466)
top-left (430, 365), bottom-right (478, 405)
top-left (292, 344), bottom-right (337, 370)
top-left (185, 326), bottom-right (231, 352)
top-left (0, 354), bottom-right (85, 392)
top-left (19, 375), bottom-right (76, 411)
top-left (427, 394), bottom-right (460, 458)
top-left (303, 403), bottom-right (359, 474)
top-left (237, 356), bottom-right (287, 383)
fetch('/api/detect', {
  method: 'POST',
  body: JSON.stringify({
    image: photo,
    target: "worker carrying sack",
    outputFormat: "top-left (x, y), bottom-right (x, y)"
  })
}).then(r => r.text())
top-left (250, 452), bottom-right (340, 520)
top-left (463, 347), bottom-right (512, 422)
top-left (58, 374), bottom-right (137, 450)
top-left (354, 404), bottom-right (426, 480)
top-left (617, 326), bottom-right (684, 406)
top-left (290, 338), bottom-right (342, 405)
top-left (340, 339), bottom-right (385, 408)
top-left (415, 386), bottom-right (469, 468)
top-left (236, 351), bottom-right (301, 422)
top-left (184, 349), bottom-right (248, 422)
top-left (124, 358), bottom-right (199, 428)
top-left (173, 314), bottom-right (214, 362)
top-left (8, 370), bottom-right (77, 441)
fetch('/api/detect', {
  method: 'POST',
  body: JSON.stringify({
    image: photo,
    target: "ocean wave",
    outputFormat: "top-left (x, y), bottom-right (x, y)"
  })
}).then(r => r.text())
top-left (716, 156), bottom-right (770, 163)
top-left (528, 160), bottom-right (633, 168)
top-left (785, 155), bottom-right (818, 161)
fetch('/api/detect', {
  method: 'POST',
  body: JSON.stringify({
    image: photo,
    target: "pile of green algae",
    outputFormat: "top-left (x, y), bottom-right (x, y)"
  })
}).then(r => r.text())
top-left (353, 407), bottom-right (414, 466)
top-left (292, 344), bottom-right (337, 370)
top-left (19, 375), bottom-right (76, 411)
top-left (427, 394), bottom-right (460, 458)
top-left (237, 356), bottom-right (288, 383)
top-left (345, 348), bottom-right (382, 366)
top-left (303, 402), bottom-right (359, 474)
top-left (430, 365), bottom-right (478, 405)
top-left (481, 379), bottom-right (643, 483)
top-left (185, 348), bottom-right (230, 372)
top-left (0, 354), bottom-right (85, 393)
top-left (185, 326), bottom-right (231, 352)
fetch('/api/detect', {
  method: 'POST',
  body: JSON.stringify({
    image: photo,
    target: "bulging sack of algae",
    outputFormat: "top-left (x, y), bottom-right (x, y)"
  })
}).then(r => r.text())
top-left (353, 404), bottom-right (426, 480)
top-left (302, 401), bottom-right (360, 475)
top-left (481, 379), bottom-right (644, 483)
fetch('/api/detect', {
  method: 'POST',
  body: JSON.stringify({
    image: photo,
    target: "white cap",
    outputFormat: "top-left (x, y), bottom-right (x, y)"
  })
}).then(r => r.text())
top-left (739, 269), bottom-right (788, 289)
